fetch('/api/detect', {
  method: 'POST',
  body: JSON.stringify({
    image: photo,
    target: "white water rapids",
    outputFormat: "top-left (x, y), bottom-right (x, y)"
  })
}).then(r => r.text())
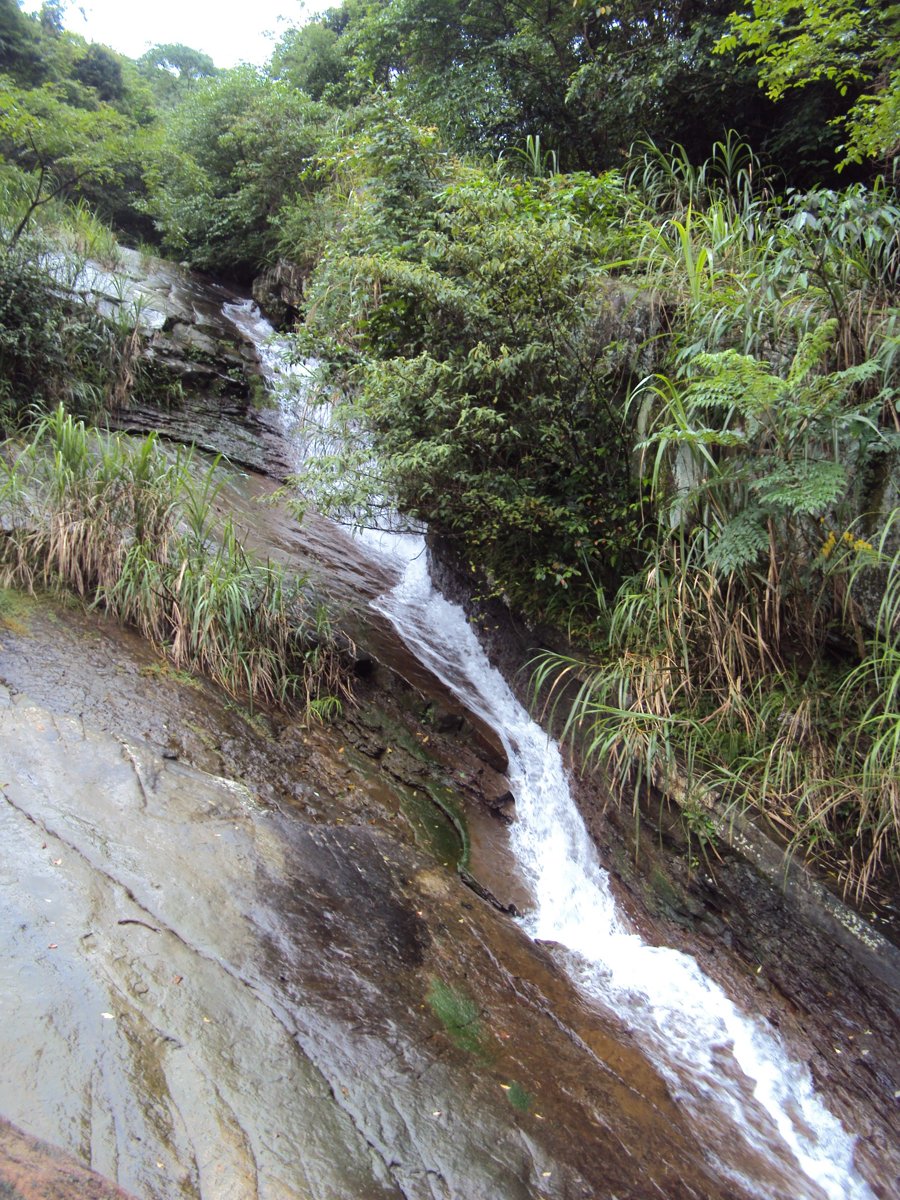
top-left (226, 299), bottom-right (874, 1200)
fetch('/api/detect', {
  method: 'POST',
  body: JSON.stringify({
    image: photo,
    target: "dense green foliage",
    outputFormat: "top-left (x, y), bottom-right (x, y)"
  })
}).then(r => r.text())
top-left (141, 69), bottom-right (331, 278)
top-left (296, 150), bottom-right (646, 614)
top-left (1, 0), bottom-right (898, 889)
top-left (528, 152), bottom-right (899, 893)
top-left (0, 243), bottom-right (142, 428)
top-left (0, 0), bottom-right (158, 238)
top-left (0, 75), bottom-right (134, 244)
top-left (271, 0), bottom-right (857, 179)
top-left (718, 0), bottom-right (899, 167)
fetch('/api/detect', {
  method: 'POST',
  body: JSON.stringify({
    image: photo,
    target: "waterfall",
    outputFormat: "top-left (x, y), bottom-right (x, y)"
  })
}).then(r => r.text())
top-left (226, 300), bottom-right (874, 1200)
top-left (370, 535), bottom-right (870, 1200)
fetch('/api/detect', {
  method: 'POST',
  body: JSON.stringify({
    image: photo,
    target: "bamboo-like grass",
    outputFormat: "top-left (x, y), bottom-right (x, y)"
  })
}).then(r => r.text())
top-left (532, 141), bottom-right (900, 899)
top-left (534, 511), bottom-right (900, 901)
top-left (0, 407), bottom-right (351, 718)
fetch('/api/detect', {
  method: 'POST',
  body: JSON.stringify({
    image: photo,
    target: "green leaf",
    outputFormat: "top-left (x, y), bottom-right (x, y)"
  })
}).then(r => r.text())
top-left (707, 507), bottom-right (770, 573)
top-left (752, 459), bottom-right (848, 514)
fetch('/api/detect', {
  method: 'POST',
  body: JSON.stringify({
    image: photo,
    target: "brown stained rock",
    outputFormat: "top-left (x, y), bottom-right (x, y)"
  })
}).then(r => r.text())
top-left (0, 596), bottom-right (753, 1200)
top-left (0, 1120), bottom-right (136, 1200)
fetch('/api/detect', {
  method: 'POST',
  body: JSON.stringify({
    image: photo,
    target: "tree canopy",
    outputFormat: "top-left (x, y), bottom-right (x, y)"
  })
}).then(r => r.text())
top-left (141, 68), bottom-right (331, 278)
top-left (717, 0), bottom-right (900, 166)
top-left (136, 42), bottom-right (219, 108)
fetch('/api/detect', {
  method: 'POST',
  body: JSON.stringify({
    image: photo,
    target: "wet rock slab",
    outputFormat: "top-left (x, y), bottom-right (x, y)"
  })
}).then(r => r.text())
top-left (0, 600), bottom-right (752, 1200)
top-left (0, 1118), bottom-right (137, 1200)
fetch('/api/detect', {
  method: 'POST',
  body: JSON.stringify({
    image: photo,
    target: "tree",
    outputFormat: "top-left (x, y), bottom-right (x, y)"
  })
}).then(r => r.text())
top-left (274, 0), bottom-right (849, 181)
top-left (72, 42), bottom-right (125, 103)
top-left (137, 42), bottom-right (218, 107)
top-left (0, 76), bottom-right (131, 245)
top-left (271, 10), bottom-right (356, 103)
top-left (142, 68), bottom-right (331, 277)
top-left (0, 0), bottom-right (44, 86)
top-left (717, 0), bottom-right (900, 167)
top-left (38, 0), bottom-right (64, 36)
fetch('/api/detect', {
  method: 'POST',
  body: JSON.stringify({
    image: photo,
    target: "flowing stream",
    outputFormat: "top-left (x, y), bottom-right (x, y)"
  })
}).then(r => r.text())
top-left (226, 300), bottom-right (874, 1200)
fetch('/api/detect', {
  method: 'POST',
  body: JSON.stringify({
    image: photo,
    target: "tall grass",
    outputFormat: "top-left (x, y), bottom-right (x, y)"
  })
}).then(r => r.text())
top-left (0, 408), bottom-right (351, 717)
top-left (626, 136), bottom-right (899, 372)
top-left (536, 142), bottom-right (900, 898)
top-left (536, 515), bottom-right (900, 897)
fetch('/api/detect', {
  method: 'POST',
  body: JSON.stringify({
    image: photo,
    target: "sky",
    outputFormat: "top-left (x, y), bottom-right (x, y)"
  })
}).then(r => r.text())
top-left (21, 0), bottom-right (313, 68)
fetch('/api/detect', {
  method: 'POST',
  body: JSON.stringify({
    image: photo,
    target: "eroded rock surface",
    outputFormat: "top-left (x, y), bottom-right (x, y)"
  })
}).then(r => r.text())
top-left (252, 259), bottom-right (306, 327)
top-left (1, 598), bottom-right (753, 1200)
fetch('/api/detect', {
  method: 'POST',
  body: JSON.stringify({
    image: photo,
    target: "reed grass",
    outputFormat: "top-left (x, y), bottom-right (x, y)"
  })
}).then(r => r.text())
top-left (535, 510), bottom-right (900, 899)
top-left (535, 142), bottom-right (900, 898)
top-left (0, 407), bottom-right (352, 718)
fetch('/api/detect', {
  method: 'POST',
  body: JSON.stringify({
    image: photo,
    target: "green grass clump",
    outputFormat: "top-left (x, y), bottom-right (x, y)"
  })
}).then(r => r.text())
top-left (0, 586), bottom-right (32, 635)
top-left (0, 407), bottom-right (351, 718)
top-left (535, 511), bottom-right (900, 900)
top-left (504, 1081), bottom-right (534, 1112)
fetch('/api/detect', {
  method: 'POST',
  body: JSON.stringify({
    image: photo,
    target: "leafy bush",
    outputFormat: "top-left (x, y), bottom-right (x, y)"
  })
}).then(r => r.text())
top-left (294, 156), bottom-right (647, 620)
top-left (141, 68), bottom-right (332, 279)
top-left (0, 244), bottom-right (129, 428)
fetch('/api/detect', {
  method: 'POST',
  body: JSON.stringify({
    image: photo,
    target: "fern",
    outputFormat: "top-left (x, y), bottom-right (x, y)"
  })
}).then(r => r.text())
top-left (707, 506), bottom-right (770, 572)
top-left (787, 319), bottom-right (839, 386)
top-left (752, 459), bottom-right (848, 515)
top-left (686, 349), bottom-right (787, 419)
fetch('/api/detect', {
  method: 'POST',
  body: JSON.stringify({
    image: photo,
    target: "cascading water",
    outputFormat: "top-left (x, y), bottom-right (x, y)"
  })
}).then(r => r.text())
top-left (226, 301), bottom-right (874, 1200)
top-left (224, 300), bottom-right (326, 470)
top-left (370, 536), bottom-right (871, 1200)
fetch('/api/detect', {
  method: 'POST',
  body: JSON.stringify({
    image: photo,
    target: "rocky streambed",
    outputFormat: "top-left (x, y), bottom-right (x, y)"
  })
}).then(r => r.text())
top-left (1, 252), bottom-right (898, 1199)
top-left (0, 593), bottom-right (752, 1200)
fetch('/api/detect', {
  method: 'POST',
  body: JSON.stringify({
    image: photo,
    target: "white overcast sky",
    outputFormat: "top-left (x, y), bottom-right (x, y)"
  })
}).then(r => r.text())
top-left (22, 1), bottom-right (314, 68)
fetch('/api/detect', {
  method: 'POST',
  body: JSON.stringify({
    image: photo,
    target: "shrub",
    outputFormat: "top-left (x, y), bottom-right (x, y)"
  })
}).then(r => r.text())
top-left (294, 160), bottom-right (647, 621)
top-left (0, 244), bottom-right (125, 428)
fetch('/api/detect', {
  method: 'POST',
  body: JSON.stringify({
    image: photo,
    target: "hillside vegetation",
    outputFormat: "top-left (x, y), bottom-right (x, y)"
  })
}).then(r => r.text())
top-left (0, 0), bottom-right (897, 896)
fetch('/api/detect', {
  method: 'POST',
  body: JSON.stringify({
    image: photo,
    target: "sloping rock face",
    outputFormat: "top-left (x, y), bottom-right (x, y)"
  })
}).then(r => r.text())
top-left (49, 247), bottom-right (302, 476)
top-left (0, 597), bottom-right (756, 1200)
top-left (50, 247), bottom-right (253, 385)
top-left (252, 258), bottom-right (306, 327)
top-left (0, 1119), bottom-right (137, 1200)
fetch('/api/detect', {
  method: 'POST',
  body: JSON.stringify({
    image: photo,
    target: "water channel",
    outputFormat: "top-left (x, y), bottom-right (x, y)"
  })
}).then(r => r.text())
top-left (224, 300), bottom-right (877, 1200)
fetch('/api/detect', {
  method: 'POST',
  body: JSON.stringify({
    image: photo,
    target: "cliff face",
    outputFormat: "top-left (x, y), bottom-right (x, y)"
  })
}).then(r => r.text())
top-left (0, 591), bottom-right (756, 1200)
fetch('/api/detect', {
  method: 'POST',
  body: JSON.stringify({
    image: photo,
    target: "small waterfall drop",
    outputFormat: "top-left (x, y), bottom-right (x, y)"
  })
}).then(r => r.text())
top-left (223, 300), bottom-right (331, 472)
top-left (226, 301), bottom-right (874, 1200)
